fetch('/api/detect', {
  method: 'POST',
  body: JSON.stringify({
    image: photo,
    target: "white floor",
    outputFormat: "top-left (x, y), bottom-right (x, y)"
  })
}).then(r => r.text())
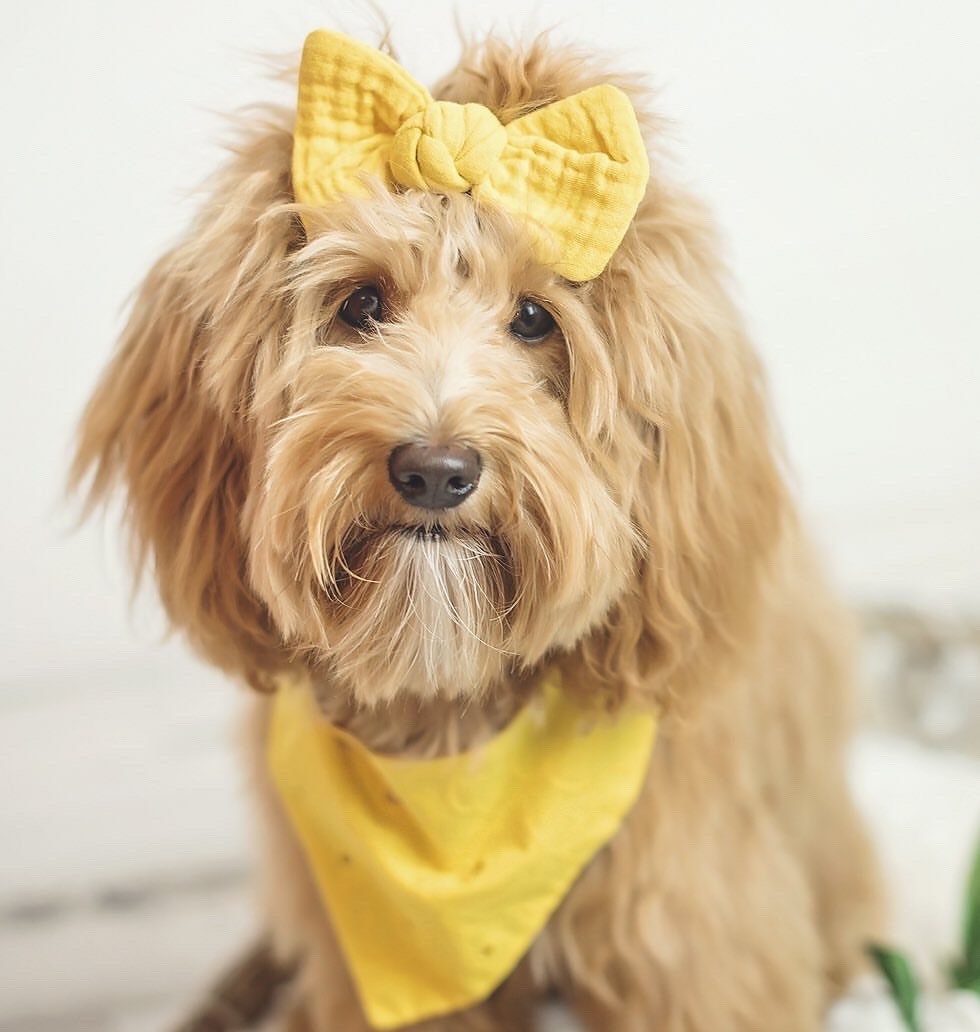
top-left (2, 644), bottom-right (979, 1031)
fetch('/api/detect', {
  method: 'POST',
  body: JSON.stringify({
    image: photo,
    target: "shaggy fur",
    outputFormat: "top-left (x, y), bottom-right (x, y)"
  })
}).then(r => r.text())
top-left (73, 31), bottom-right (882, 1032)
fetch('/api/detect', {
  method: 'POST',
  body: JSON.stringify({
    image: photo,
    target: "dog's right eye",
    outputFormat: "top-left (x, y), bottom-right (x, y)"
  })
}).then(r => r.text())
top-left (509, 298), bottom-right (556, 344)
top-left (338, 285), bottom-right (384, 330)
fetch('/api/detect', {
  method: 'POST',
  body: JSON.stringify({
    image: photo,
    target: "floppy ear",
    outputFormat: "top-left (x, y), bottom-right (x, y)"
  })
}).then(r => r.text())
top-left (573, 185), bottom-right (789, 712)
top-left (71, 116), bottom-right (299, 686)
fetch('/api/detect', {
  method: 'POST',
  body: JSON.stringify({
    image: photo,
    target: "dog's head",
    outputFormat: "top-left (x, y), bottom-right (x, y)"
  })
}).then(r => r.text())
top-left (73, 34), bottom-right (786, 710)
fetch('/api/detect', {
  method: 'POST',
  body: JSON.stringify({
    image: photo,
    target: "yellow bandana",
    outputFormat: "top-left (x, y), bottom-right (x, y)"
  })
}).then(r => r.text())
top-left (268, 673), bottom-right (657, 1029)
top-left (292, 30), bottom-right (650, 281)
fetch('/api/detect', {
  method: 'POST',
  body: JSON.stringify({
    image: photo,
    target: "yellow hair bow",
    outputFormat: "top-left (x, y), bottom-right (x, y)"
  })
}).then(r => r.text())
top-left (292, 30), bottom-right (650, 281)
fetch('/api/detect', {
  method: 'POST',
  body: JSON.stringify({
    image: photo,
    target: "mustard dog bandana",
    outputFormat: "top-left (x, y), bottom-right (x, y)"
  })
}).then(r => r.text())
top-left (268, 672), bottom-right (657, 1029)
top-left (292, 30), bottom-right (650, 281)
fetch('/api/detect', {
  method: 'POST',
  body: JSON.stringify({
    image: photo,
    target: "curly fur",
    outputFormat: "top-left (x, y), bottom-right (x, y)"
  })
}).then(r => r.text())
top-left (72, 30), bottom-right (882, 1032)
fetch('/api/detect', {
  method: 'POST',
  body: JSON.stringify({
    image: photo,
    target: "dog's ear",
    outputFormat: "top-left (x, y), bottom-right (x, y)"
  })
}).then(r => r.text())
top-left (571, 186), bottom-right (789, 713)
top-left (71, 118), bottom-right (298, 687)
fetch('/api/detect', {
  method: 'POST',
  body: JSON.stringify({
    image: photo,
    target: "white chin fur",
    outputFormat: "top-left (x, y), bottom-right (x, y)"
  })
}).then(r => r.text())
top-left (331, 529), bottom-right (510, 704)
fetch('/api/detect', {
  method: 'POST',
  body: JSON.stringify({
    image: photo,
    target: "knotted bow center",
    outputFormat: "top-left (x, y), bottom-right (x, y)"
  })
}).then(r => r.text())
top-left (389, 101), bottom-right (507, 194)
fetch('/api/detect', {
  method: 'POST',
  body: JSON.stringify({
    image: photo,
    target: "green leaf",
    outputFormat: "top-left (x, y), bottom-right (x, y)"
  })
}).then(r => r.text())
top-left (951, 965), bottom-right (980, 995)
top-left (960, 836), bottom-right (980, 988)
top-left (868, 944), bottom-right (921, 1032)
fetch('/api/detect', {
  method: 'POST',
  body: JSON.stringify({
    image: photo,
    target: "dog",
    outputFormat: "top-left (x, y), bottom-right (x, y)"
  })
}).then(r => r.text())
top-left (72, 26), bottom-right (882, 1032)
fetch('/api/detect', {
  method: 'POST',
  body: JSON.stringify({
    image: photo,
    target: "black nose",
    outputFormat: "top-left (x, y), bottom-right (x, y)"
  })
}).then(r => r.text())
top-left (388, 443), bottom-right (482, 510)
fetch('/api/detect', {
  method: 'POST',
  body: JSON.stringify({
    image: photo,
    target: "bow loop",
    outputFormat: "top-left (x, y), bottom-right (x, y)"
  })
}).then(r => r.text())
top-left (390, 102), bottom-right (507, 193)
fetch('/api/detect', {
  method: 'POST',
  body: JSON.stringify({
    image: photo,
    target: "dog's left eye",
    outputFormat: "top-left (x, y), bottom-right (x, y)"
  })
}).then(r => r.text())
top-left (338, 285), bottom-right (384, 330)
top-left (509, 298), bottom-right (556, 343)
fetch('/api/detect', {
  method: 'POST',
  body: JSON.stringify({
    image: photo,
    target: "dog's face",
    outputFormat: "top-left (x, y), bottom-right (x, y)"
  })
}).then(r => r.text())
top-left (74, 36), bottom-right (785, 710)
top-left (248, 191), bottom-right (635, 703)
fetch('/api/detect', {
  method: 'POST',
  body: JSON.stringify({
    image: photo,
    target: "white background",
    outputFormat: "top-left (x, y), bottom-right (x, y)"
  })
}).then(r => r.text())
top-left (2, 0), bottom-right (979, 686)
top-left (1, 3), bottom-right (979, 1027)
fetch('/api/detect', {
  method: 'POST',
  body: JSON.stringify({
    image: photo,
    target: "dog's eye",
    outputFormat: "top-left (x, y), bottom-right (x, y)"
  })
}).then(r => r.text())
top-left (509, 298), bottom-right (555, 343)
top-left (338, 285), bottom-right (384, 330)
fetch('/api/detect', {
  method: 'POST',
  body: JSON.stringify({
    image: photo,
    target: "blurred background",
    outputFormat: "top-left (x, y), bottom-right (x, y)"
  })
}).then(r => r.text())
top-left (1, 1), bottom-right (978, 1029)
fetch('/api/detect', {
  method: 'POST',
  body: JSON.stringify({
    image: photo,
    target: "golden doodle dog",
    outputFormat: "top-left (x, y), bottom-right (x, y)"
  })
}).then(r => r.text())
top-left (73, 26), bottom-right (882, 1032)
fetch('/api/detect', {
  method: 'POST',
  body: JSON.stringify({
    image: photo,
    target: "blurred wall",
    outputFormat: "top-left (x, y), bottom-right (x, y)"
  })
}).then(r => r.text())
top-left (2, 0), bottom-right (978, 688)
